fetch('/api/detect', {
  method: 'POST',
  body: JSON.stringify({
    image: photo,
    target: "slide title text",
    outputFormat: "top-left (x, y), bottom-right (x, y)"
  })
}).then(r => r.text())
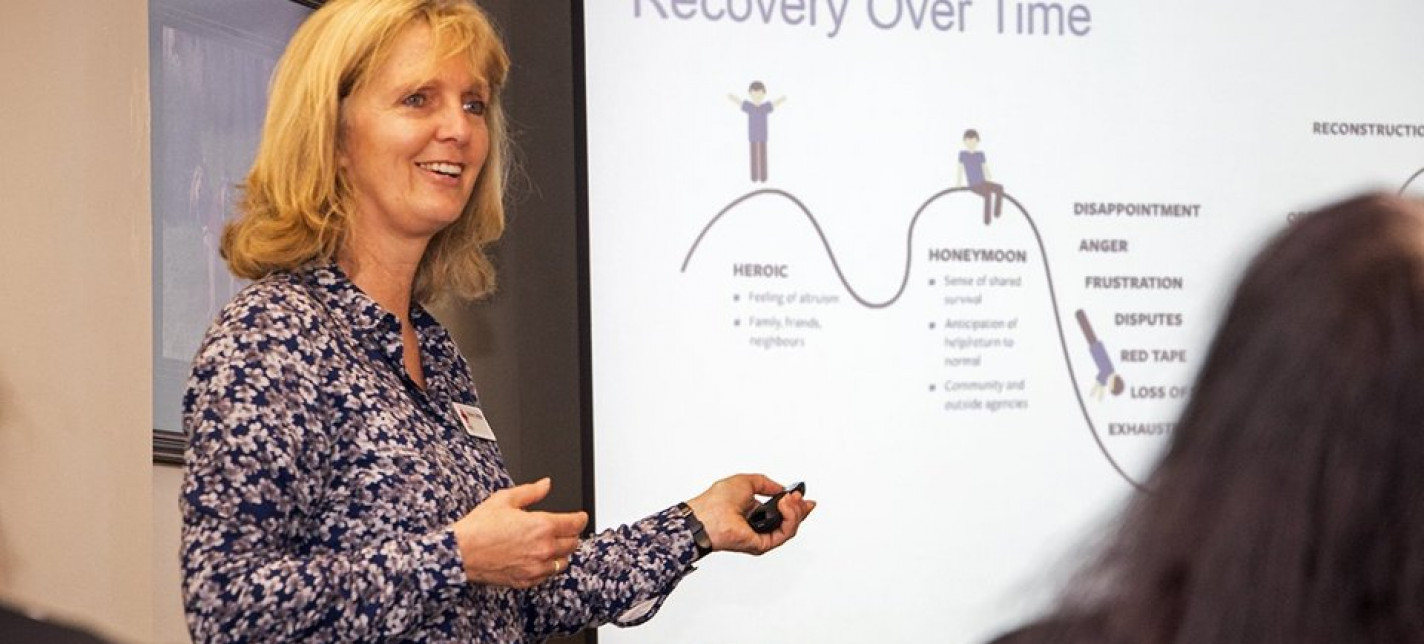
top-left (633, 0), bottom-right (1094, 39)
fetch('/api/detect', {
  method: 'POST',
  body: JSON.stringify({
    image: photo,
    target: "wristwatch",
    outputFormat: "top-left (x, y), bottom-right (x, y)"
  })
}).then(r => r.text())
top-left (675, 503), bottom-right (714, 560)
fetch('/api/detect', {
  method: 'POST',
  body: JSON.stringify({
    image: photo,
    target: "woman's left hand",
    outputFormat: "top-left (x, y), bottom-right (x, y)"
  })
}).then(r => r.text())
top-left (684, 474), bottom-right (816, 556)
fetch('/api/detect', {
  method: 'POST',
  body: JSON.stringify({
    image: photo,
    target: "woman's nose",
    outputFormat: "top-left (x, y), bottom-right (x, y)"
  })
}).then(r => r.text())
top-left (436, 102), bottom-right (472, 145)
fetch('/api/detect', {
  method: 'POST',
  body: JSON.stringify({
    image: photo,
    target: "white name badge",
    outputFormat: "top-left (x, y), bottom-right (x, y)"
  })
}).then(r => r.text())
top-left (453, 403), bottom-right (497, 441)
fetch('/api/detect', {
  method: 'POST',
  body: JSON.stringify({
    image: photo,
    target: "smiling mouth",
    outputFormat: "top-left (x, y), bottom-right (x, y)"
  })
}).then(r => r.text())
top-left (417, 161), bottom-right (464, 178)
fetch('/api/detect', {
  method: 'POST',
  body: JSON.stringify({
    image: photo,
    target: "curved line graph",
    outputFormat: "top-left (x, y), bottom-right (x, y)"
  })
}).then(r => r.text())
top-left (680, 188), bottom-right (965, 308)
top-left (1400, 167), bottom-right (1424, 195)
top-left (680, 188), bottom-right (1148, 491)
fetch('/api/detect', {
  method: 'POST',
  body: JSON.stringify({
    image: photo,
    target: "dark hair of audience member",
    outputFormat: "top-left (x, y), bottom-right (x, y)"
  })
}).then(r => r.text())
top-left (997, 193), bottom-right (1424, 644)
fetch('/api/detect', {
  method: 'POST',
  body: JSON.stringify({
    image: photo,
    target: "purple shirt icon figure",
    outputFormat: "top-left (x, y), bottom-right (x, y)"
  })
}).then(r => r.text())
top-left (1075, 309), bottom-right (1125, 400)
top-left (957, 129), bottom-right (1007, 225)
top-left (728, 81), bottom-right (786, 183)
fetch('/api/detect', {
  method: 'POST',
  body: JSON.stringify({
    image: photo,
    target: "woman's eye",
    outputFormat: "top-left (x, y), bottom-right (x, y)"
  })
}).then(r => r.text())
top-left (464, 99), bottom-right (487, 116)
top-left (402, 93), bottom-right (427, 108)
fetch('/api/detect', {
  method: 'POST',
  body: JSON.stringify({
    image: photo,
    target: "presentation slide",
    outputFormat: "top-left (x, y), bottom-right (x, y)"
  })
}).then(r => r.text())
top-left (584, 2), bottom-right (1424, 642)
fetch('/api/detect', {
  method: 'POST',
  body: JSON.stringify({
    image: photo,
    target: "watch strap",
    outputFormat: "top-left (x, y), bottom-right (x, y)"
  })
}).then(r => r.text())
top-left (676, 502), bottom-right (714, 560)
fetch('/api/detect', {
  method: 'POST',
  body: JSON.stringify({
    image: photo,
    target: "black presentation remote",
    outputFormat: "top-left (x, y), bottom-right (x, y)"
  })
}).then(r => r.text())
top-left (746, 481), bottom-right (806, 533)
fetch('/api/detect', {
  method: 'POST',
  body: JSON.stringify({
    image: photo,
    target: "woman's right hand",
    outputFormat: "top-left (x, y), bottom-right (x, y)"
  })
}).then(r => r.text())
top-left (685, 474), bottom-right (815, 556)
top-left (450, 478), bottom-right (588, 588)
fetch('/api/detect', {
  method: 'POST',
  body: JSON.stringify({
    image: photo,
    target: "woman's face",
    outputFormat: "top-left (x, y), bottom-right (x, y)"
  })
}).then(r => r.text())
top-left (338, 24), bottom-right (489, 244)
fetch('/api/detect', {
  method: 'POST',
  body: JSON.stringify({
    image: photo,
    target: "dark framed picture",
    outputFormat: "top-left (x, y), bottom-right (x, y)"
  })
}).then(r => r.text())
top-left (149, 0), bottom-right (313, 464)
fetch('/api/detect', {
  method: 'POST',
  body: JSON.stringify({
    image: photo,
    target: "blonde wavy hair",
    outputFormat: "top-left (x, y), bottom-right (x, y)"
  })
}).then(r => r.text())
top-left (221, 0), bottom-right (510, 303)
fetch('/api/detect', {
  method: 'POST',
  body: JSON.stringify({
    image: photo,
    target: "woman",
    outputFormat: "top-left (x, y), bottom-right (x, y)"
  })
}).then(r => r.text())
top-left (989, 193), bottom-right (1424, 644)
top-left (179, 1), bottom-right (815, 642)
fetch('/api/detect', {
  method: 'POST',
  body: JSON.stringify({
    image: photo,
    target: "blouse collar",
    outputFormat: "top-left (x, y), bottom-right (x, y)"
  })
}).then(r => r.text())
top-left (299, 262), bottom-right (445, 390)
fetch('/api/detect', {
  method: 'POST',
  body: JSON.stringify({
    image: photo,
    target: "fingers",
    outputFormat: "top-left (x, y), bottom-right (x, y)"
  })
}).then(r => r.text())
top-left (511, 532), bottom-right (583, 588)
top-left (515, 515), bottom-right (584, 583)
top-left (740, 473), bottom-right (786, 496)
top-left (689, 475), bottom-right (816, 556)
top-left (508, 531), bottom-right (583, 589)
top-left (763, 492), bottom-right (815, 550)
top-left (552, 535), bottom-right (581, 559)
top-left (531, 515), bottom-right (583, 565)
top-left (454, 480), bottom-right (590, 588)
top-left (497, 477), bottom-right (553, 509)
top-left (770, 494), bottom-right (802, 541)
top-left (542, 510), bottom-right (589, 537)
top-left (528, 534), bottom-right (582, 583)
top-left (511, 557), bottom-right (569, 589)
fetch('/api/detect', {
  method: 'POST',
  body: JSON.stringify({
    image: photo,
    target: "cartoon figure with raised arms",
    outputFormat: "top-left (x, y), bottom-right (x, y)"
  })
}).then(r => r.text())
top-left (728, 81), bottom-right (786, 183)
top-left (957, 129), bottom-right (1006, 225)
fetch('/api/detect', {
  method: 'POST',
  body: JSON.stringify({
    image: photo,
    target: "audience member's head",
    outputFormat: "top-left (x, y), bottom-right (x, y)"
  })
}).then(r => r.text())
top-left (996, 193), bottom-right (1424, 644)
top-left (0, 602), bottom-right (114, 643)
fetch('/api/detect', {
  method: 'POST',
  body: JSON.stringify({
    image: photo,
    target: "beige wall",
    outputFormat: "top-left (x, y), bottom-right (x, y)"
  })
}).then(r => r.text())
top-left (152, 467), bottom-right (187, 643)
top-left (0, 0), bottom-right (158, 642)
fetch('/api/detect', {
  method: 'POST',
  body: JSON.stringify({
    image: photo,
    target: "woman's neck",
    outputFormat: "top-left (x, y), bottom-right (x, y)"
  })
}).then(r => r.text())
top-left (337, 235), bottom-right (427, 321)
top-left (338, 236), bottom-right (431, 389)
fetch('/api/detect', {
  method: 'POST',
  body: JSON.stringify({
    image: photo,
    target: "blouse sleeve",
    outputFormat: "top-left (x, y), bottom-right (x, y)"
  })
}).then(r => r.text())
top-left (179, 297), bottom-right (468, 643)
top-left (520, 506), bottom-right (699, 640)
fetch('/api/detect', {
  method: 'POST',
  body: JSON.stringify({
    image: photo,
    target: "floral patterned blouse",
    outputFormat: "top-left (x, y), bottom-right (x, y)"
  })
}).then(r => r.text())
top-left (180, 263), bottom-right (697, 643)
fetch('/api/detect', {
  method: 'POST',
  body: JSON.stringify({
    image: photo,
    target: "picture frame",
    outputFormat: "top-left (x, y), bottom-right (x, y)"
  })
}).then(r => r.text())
top-left (150, 0), bottom-right (314, 465)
